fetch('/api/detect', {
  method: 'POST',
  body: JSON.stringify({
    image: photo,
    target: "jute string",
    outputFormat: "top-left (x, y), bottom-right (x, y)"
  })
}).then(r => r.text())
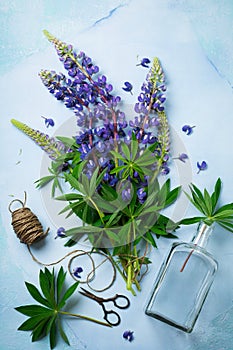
top-left (9, 192), bottom-right (116, 292)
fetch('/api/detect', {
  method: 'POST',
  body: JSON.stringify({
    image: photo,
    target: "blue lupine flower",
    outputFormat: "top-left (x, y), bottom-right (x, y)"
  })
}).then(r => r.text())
top-left (137, 57), bottom-right (151, 68)
top-left (73, 267), bottom-right (83, 278)
top-left (173, 153), bottom-right (189, 163)
top-left (137, 188), bottom-right (147, 203)
top-left (122, 81), bottom-right (133, 94)
top-left (182, 125), bottom-right (195, 135)
top-left (197, 161), bottom-right (207, 173)
top-left (55, 227), bottom-right (66, 239)
top-left (123, 330), bottom-right (134, 342)
top-left (122, 188), bottom-right (132, 201)
top-left (42, 116), bottom-right (55, 128)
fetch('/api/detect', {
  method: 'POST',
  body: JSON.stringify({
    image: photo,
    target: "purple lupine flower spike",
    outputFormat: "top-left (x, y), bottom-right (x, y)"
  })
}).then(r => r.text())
top-left (11, 119), bottom-right (66, 160)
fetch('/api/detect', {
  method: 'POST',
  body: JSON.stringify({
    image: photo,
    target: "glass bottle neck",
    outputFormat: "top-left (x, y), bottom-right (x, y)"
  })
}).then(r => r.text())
top-left (191, 222), bottom-right (214, 248)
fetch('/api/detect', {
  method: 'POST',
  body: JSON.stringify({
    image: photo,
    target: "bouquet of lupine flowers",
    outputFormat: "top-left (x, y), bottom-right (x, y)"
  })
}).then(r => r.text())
top-left (11, 30), bottom-right (181, 295)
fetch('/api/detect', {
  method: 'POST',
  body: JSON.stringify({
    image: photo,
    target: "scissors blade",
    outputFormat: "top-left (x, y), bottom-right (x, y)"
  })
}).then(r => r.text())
top-left (79, 287), bottom-right (103, 302)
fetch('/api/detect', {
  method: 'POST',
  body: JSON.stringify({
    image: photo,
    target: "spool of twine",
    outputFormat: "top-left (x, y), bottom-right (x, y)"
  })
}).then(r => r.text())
top-left (8, 192), bottom-right (116, 292)
top-left (8, 192), bottom-right (49, 245)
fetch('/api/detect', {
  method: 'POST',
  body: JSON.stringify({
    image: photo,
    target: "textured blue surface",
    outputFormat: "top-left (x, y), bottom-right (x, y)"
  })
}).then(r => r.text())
top-left (1, 1), bottom-right (233, 349)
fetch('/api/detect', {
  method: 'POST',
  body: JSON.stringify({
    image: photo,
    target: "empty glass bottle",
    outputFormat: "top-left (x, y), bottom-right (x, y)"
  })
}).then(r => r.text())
top-left (145, 222), bottom-right (218, 333)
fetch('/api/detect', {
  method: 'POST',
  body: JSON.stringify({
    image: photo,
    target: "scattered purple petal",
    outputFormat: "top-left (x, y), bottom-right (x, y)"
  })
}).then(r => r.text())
top-left (182, 125), bottom-right (195, 135)
top-left (73, 267), bottom-right (83, 278)
top-left (173, 153), bottom-right (189, 163)
top-left (123, 330), bottom-right (134, 342)
top-left (42, 116), bottom-right (55, 128)
top-left (197, 161), bottom-right (208, 174)
top-left (55, 227), bottom-right (66, 239)
top-left (137, 57), bottom-right (151, 68)
top-left (122, 81), bottom-right (133, 94)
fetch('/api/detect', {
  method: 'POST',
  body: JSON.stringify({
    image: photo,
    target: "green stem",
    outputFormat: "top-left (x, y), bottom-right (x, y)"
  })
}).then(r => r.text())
top-left (58, 311), bottom-right (111, 327)
top-left (126, 263), bottom-right (132, 291)
top-left (105, 249), bottom-right (136, 296)
top-left (88, 197), bottom-right (105, 225)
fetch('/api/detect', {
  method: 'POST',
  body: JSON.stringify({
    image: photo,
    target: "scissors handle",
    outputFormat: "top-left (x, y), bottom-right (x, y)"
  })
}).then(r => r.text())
top-left (103, 309), bottom-right (121, 326)
top-left (112, 294), bottom-right (130, 309)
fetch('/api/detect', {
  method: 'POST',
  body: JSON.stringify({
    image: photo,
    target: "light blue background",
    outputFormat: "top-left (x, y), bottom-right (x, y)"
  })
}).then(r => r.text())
top-left (1, 1), bottom-right (233, 349)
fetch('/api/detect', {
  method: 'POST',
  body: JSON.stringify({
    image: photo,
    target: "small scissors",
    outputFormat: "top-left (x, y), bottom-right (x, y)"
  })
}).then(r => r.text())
top-left (79, 287), bottom-right (130, 326)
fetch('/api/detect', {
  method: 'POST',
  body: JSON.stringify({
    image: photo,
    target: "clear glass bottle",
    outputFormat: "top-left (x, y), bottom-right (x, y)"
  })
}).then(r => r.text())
top-left (145, 222), bottom-right (218, 333)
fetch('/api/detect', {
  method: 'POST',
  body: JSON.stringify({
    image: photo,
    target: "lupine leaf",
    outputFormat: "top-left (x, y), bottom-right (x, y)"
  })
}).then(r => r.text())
top-left (121, 143), bottom-right (131, 160)
top-left (165, 186), bottom-right (181, 207)
top-left (130, 140), bottom-right (139, 161)
top-left (204, 189), bottom-right (212, 216)
top-left (15, 305), bottom-right (52, 317)
top-left (25, 282), bottom-right (50, 308)
top-left (57, 267), bottom-right (66, 302)
top-left (58, 282), bottom-right (79, 309)
top-left (143, 231), bottom-right (157, 247)
top-left (214, 203), bottom-right (233, 215)
top-left (35, 175), bottom-right (56, 188)
top-left (49, 318), bottom-right (57, 349)
top-left (18, 314), bottom-right (48, 331)
top-left (58, 318), bottom-right (70, 345)
top-left (179, 217), bottom-right (205, 225)
top-left (211, 177), bottom-right (221, 209)
top-left (56, 193), bottom-right (83, 201)
top-left (32, 317), bottom-right (51, 342)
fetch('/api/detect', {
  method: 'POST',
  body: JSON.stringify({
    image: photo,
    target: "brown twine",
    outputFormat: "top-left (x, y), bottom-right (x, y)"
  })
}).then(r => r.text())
top-left (8, 192), bottom-right (116, 292)
top-left (8, 192), bottom-right (49, 245)
top-left (27, 245), bottom-right (116, 292)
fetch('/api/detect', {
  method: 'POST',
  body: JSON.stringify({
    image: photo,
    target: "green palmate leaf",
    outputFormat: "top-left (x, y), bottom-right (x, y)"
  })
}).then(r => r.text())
top-left (150, 226), bottom-right (168, 236)
top-left (18, 314), bottom-right (48, 331)
top-left (110, 165), bottom-right (127, 175)
top-left (58, 318), bottom-right (70, 345)
top-left (31, 317), bottom-right (50, 342)
top-left (35, 175), bottom-right (56, 188)
top-left (56, 193), bottom-right (83, 201)
top-left (135, 151), bottom-right (157, 167)
top-left (15, 305), bottom-right (52, 317)
top-left (130, 140), bottom-right (139, 161)
top-left (213, 203), bottom-right (233, 215)
top-left (179, 217), bottom-right (205, 225)
top-left (213, 210), bottom-right (233, 219)
top-left (121, 142), bottom-right (131, 160)
top-left (110, 150), bottom-right (126, 162)
top-left (211, 177), bottom-right (221, 209)
top-left (64, 173), bottom-right (81, 192)
top-left (49, 318), bottom-right (57, 349)
top-left (58, 282), bottom-right (79, 309)
top-left (57, 267), bottom-right (66, 302)
top-left (165, 186), bottom-right (181, 207)
top-left (204, 189), bottom-right (212, 216)
top-left (81, 172), bottom-right (91, 195)
top-left (143, 231), bottom-right (157, 247)
top-left (184, 190), bottom-right (204, 215)
top-left (25, 282), bottom-right (50, 308)
top-left (105, 229), bottom-right (121, 243)
top-left (16, 266), bottom-right (110, 349)
top-left (180, 178), bottom-right (233, 233)
top-left (39, 269), bottom-right (54, 307)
